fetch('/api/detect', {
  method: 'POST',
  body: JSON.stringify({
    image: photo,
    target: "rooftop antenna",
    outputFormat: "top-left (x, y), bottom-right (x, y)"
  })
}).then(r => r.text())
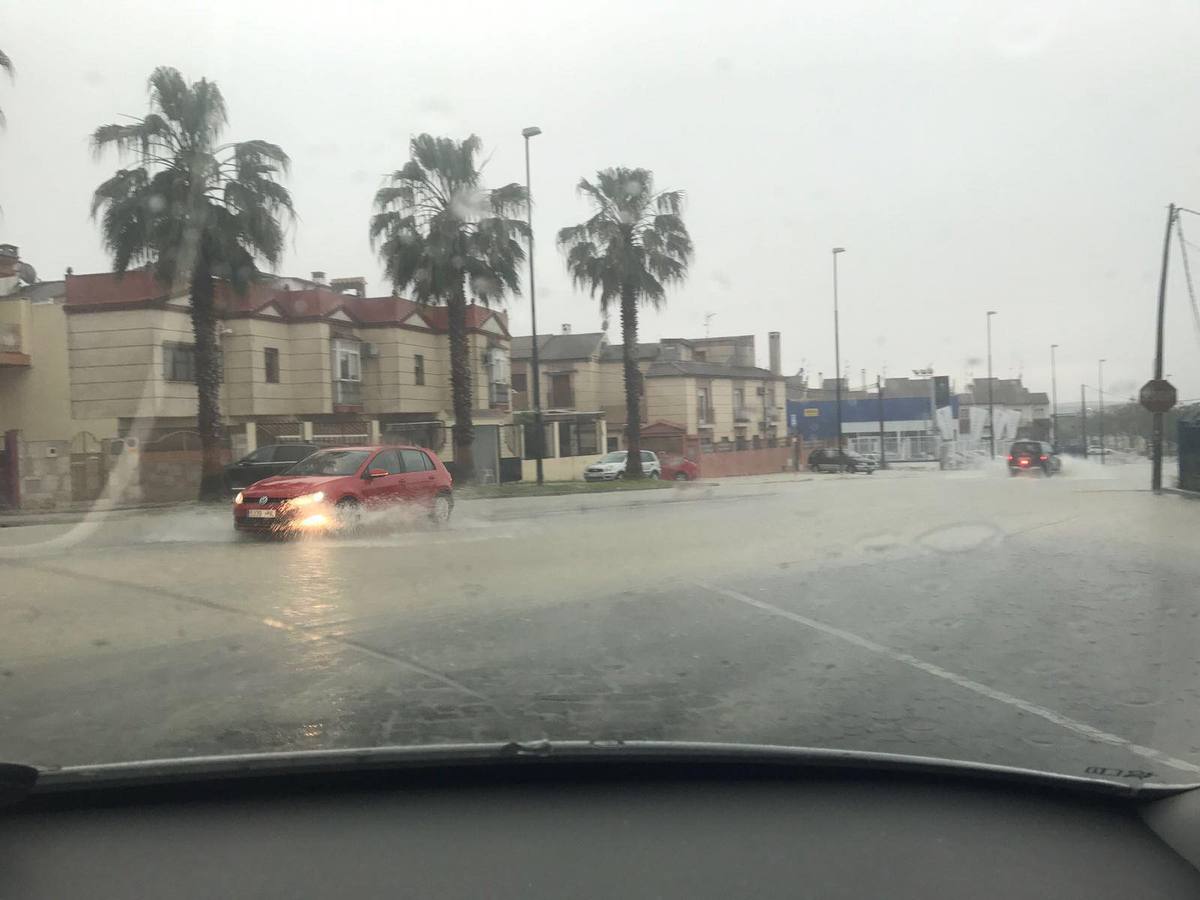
top-left (704, 312), bottom-right (716, 338)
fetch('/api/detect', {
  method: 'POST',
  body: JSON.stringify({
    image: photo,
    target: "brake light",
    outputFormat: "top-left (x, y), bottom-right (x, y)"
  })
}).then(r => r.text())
top-left (1006, 455), bottom-right (1013, 461)
top-left (1019, 458), bottom-right (1030, 466)
top-left (1039, 455), bottom-right (1047, 461)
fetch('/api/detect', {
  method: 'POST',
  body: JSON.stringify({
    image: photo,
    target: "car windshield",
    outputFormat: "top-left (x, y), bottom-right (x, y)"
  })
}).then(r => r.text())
top-left (4, 1), bottom-right (1200, 795)
top-left (284, 450), bottom-right (370, 477)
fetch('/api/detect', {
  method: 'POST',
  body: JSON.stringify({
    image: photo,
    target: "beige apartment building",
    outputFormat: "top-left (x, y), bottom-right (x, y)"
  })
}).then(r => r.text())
top-left (64, 270), bottom-right (514, 452)
top-left (511, 327), bottom-right (787, 476)
top-left (1, 249), bottom-right (518, 507)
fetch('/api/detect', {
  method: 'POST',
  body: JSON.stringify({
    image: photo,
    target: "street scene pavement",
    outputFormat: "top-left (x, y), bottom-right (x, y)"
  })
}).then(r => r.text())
top-left (3, 460), bottom-right (1200, 786)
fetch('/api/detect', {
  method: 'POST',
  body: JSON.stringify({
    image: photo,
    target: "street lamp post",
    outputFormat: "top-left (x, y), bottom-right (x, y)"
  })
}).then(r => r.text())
top-left (1050, 344), bottom-right (1059, 447)
top-left (1098, 358), bottom-right (1106, 465)
top-left (832, 248), bottom-right (846, 461)
top-left (521, 126), bottom-right (544, 485)
top-left (986, 311), bottom-right (997, 458)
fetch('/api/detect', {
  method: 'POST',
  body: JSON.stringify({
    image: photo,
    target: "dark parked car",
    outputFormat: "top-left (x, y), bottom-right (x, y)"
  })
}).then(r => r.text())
top-left (1007, 440), bottom-right (1062, 476)
top-left (808, 448), bottom-right (877, 474)
top-left (224, 442), bottom-right (318, 492)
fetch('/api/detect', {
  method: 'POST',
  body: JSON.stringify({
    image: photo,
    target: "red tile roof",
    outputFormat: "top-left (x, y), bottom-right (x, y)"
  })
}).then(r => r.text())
top-left (65, 270), bottom-right (168, 306)
top-left (420, 304), bottom-right (508, 334)
top-left (63, 271), bottom-right (507, 333)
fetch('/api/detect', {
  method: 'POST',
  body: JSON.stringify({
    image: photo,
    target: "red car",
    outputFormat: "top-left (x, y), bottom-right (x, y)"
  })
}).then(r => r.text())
top-left (233, 445), bottom-right (453, 534)
top-left (659, 454), bottom-right (701, 481)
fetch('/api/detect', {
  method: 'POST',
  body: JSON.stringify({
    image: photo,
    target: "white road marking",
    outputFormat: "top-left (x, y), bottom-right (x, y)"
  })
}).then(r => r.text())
top-left (697, 581), bottom-right (1200, 777)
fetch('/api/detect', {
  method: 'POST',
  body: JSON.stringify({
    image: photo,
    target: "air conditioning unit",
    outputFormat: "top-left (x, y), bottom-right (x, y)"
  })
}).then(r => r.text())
top-left (360, 342), bottom-right (378, 358)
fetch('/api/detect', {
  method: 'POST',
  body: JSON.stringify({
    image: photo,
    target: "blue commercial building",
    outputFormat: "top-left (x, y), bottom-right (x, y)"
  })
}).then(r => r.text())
top-left (788, 394), bottom-right (961, 460)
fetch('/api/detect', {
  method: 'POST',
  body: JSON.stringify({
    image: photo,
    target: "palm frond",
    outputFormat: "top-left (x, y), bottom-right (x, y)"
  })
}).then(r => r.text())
top-left (92, 66), bottom-right (290, 297)
top-left (558, 166), bottom-right (692, 314)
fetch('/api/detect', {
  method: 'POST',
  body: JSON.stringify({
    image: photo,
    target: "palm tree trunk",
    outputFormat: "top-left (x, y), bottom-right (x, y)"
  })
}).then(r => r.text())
top-left (620, 284), bottom-right (643, 478)
top-left (190, 259), bottom-right (224, 501)
top-left (447, 283), bottom-right (475, 482)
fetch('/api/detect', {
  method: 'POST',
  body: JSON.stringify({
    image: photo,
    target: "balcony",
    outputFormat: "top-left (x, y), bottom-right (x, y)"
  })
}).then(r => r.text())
top-left (0, 322), bottom-right (30, 367)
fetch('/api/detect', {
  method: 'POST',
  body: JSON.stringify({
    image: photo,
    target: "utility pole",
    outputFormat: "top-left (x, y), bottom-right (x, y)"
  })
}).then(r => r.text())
top-left (1080, 385), bottom-right (1087, 453)
top-left (1050, 344), bottom-right (1059, 447)
top-left (522, 126), bottom-right (544, 485)
top-left (877, 375), bottom-right (886, 469)
top-left (832, 248), bottom-right (846, 463)
top-left (1098, 358), bottom-right (1106, 464)
top-left (1152, 203), bottom-right (1175, 492)
top-left (986, 311), bottom-right (998, 457)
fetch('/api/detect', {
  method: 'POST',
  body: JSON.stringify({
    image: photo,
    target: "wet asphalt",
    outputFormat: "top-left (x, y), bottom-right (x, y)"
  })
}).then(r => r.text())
top-left (3, 460), bottom-right (1199, 786)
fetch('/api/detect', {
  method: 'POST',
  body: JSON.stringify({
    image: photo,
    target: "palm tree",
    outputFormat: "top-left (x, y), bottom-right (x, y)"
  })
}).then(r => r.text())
top-left (370, 134), bottom-right (528, 480)
top-left (91, 66), bottom-right (294, 500)
top-left (558, 168), bottom-right (693, 477)
top-left (0, 48), bottom-right (12, 127)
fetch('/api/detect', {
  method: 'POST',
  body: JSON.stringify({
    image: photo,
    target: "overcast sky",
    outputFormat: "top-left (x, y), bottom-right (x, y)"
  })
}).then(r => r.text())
top-left (4, 0), bottom-right (1200, 402)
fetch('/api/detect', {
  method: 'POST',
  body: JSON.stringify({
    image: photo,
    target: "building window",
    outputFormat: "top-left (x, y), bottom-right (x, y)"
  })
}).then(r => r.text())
top-left (512, 372), bottom-right (528, 394)
top-left (414, 354), bottom-right (426, 386)
top-left (163, 342), bottom-right (195, 382)
top-left (578, 421), bottom-right (599, 456)
top-left (558, 421), bottom-right (578, 457)
top-left (697, 382), bottom-right (712, 425)
top-left (332, 339), bottom-right (362, 405)
top-left (333, 340), bottom-right (362, 381)
top-left (549, 373), bottom-right (573, 408)
top-left (264, 347), bottom-right (280, 383)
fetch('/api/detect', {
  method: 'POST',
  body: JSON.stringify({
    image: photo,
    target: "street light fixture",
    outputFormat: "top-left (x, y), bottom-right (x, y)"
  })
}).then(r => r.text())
top-left (832, 248), bottom-right (846, 459)
top-left (522, 126), bottom-right (544, 485)
top-left (986, 311), bottom-right (998, 458)
top-left (1050, 344), bottom-right (1059, 447)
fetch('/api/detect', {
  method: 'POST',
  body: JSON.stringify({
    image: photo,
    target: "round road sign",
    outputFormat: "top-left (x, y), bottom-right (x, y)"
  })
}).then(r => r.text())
top-left (1139, 378), bottom-right (1177, 413)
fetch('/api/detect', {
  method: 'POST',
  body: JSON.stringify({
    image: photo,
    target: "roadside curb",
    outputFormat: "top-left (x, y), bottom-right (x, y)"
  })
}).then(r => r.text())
top-left (0, 501), bottom-right (191, 528)
top-left (1162, 487), bottom-right (1200, 501)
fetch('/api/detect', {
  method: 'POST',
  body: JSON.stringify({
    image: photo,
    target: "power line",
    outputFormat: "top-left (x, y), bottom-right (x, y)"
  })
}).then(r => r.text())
top-left (1175, 215), bottom-right (1200, 343)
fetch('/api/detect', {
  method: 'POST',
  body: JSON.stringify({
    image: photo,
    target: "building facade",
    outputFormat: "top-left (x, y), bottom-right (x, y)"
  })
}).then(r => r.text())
top-left (1, 254), bottom-right (520, 506)
top-left (511, 327), bottom-right (787, 474)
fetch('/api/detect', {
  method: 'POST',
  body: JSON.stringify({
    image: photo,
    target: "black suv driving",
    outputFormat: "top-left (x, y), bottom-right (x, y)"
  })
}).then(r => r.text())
top-left (1007, 440), bottom-right (1061, 477)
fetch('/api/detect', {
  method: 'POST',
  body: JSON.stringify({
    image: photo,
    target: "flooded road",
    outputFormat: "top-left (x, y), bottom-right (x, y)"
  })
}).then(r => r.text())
top-left (4, 461), bottom-right (1199, 786)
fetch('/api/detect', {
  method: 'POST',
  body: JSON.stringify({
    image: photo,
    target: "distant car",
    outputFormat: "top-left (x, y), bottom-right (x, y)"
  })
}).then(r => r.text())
top-left (659, 454), bottom-right (701, 481)
top-left (233, 445), bottom-right (453, 534)
top-left (1007, 440), bottom-right (1062, 477)
top-left (808, 448), bottom-right (877, 474)
top-left (225, 442), bottom-right (318, 492)
top-left (583, 450), bottom-right (661, 481)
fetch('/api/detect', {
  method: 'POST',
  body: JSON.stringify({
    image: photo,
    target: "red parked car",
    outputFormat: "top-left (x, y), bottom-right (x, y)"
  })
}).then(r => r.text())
top-left (659, 454), bottom-right (701, 481)
top-left (233, 445), bottom-right (453, 534)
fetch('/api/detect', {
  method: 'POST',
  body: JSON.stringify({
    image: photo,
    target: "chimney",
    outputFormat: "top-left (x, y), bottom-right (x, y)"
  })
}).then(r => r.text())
top-left (311, 271), bottom-right (327, 285)
top-left (561, 323), bottom-right (571, 334)
top-left (0, 244), bottom-right (18, 279)
top-left (768, 331), bottom-right (781, 376)
top-left (330, 276), bottom-right (367, 298)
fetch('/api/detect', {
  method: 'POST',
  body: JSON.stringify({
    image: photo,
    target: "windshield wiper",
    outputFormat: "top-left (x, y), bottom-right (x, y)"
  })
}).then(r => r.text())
top-left (0, 762), bottom-right (38, 807)
top-left (21, 741), bottom-right (1197, 800)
